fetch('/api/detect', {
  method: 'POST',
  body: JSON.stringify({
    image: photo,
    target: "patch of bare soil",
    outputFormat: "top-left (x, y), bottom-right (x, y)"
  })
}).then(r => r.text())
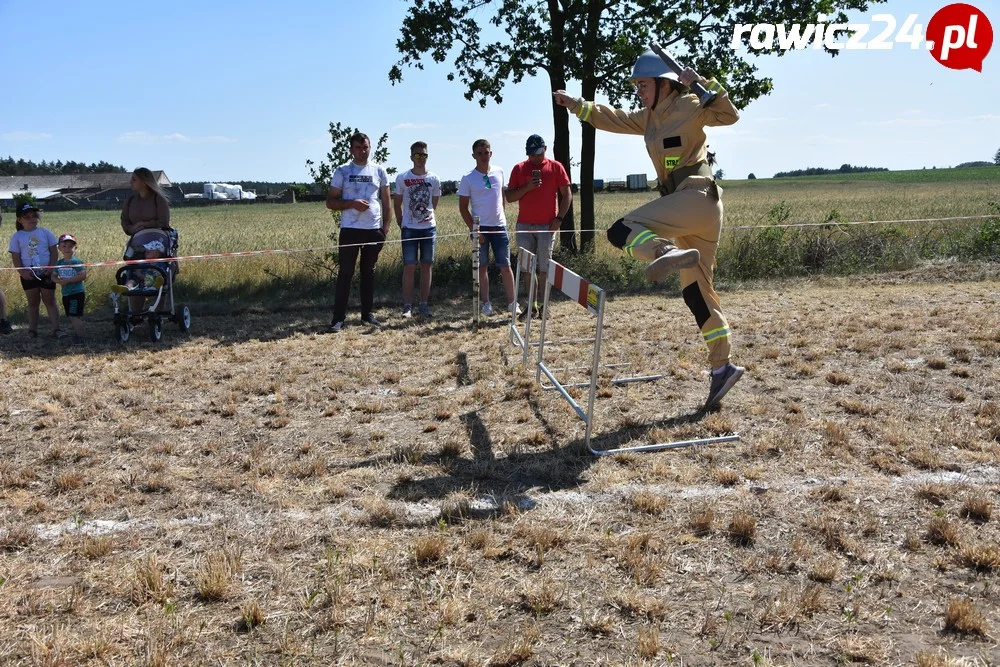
top-left (1, 269), bottom-right (999, 666)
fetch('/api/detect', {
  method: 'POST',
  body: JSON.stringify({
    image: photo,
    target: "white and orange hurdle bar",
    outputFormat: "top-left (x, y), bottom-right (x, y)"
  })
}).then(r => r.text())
top-left (533, 259), bottom-right (740, 455)
top-left (509, 250), bottom-right (619, 365)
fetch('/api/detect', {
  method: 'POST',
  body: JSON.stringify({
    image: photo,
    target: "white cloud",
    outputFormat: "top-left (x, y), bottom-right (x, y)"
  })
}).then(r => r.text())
top-left (0, 131), bottom-right (52, 141)
top-left (969, 114), bottom-right (1000, 122)
top-left (117, 131), bottom-right (236, 145)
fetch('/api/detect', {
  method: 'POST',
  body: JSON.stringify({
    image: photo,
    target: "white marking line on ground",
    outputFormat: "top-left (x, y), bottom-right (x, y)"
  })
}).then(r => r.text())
top-left (12, 466), bottom-right (998, 541)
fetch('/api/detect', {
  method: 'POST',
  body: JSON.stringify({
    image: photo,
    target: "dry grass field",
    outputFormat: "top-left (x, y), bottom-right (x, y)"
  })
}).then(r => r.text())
top-left (1, 259), bottom-right (998, 665)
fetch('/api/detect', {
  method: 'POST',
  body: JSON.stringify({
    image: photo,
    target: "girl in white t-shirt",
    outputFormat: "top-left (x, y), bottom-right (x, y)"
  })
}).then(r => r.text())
top-left (8, 204), bottom-right (61, 338)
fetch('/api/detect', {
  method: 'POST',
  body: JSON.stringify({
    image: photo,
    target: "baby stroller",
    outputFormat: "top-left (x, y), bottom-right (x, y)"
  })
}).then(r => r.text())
top-left (111, 227), bottom-right (191, 343)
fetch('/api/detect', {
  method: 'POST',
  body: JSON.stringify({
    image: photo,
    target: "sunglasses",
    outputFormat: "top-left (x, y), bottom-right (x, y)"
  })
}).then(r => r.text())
top-left (412, 153), bottom-right (428, 158)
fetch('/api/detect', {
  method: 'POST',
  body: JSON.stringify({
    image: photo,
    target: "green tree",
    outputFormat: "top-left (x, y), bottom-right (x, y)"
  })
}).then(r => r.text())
top-left (391, 0), bottom-right (883, 252)
top-left (994, 147), bottom-right (1000, 166)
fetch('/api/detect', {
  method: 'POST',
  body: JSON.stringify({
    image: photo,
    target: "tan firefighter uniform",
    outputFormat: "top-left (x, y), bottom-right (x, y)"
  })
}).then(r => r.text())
top-left (572, 80), bottom-right (739, 368)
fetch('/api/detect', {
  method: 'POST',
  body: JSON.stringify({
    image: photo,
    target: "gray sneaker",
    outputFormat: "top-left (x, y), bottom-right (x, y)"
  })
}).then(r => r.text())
top-left (704, 363), bottom-right (744, 409)
top-left (645, 247), bottom-right (700, 282)
top-left (418, 303), bottom-right (432, 317)
top-left (402, 305), bottom-right (413, 318)
top-left (361, 314), bottom-right (382, 328)
top-left (329, 320), bottom-right (345, 333)
top-left (481, 302), bottom-right (494, 317)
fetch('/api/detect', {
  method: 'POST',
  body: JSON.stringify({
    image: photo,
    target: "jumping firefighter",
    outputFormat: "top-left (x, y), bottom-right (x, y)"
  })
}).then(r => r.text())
top-left (553, 49), bottom-right (744, 410)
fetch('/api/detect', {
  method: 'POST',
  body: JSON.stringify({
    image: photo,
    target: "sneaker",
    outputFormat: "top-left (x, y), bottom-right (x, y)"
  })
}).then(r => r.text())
top-left (645, 247), bottom-right (701, 282)
top-left (402, 305), bottom-right (413, 318)
top-left (71, 335), bottom-right (85, 346)
top-left (361, 314), bottom-right (382, 328)
top-left (0, 319), bottom-right (12, 335)
top-left (481, 302), bottom-right (494, 317)
top-left (418, 303), bottom-right (432, 318)
top-left (329, 320), bottom-right (345, 333)
top-left (704, 363), bottom-right (745, 409)
top-left (509, 302), bottom-right (523, 317)
top-left (52, 329), bottom-right (68, 339)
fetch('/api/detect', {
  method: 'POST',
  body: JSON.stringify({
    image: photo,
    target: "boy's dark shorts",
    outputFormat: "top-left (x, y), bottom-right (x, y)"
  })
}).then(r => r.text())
top-left (62, 293), bottom-right (86, 317)
top-left (20, 275), bottom-right (57, 291)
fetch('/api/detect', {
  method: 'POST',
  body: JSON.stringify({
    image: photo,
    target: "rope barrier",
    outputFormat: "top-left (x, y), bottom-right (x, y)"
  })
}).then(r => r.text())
top-left (1, 213), bottom-right (994, 273)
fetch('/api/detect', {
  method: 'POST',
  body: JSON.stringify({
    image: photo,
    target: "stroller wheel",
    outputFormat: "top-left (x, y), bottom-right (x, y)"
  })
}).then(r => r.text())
top-left (149, 316), bottom-right (163, 342)
top-left (116, 320), bottom-right (131, 345)
top-left (177, 304), bottom-right (191, 332)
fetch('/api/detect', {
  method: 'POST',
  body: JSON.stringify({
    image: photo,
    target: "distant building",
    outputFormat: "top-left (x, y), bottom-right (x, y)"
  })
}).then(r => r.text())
top-left (0, 171), bottom-right (182, 211)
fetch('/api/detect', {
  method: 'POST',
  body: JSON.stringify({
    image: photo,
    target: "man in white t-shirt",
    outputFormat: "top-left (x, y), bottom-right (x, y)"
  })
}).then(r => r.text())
top-left (326, 132), bottom-right (392, 331)
top-left (393, 141), bottom-right (441, 318)
top-left (458, 139), bottom-right (518, 317)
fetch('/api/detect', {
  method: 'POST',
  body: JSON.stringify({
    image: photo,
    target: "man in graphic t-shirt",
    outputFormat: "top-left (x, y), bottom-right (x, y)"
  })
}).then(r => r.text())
top-left (507, 134), bottom-right (572, 317)
top-left (393, 141), bottom-right (441, 318)
top-left (458, 138), bottom-right (519, 318)
top-left (326, 132), bottom-right (392, 332)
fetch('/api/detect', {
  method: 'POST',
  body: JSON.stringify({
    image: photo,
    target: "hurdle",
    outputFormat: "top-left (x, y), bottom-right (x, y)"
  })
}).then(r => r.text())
top-left (509, 249), bottom-right (628, 368)
top-left (509, 249), bottom-right (538, 363)
top-left (533, 259), bottom-right (740, 455)
top-left (471, 216), bottom-right (480, 329)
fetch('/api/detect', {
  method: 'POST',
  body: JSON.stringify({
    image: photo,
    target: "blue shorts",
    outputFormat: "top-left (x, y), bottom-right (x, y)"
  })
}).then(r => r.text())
top-left (401, 227), bottom-right (436, 265)
top-left (478, 226), bottom-right (511, 267)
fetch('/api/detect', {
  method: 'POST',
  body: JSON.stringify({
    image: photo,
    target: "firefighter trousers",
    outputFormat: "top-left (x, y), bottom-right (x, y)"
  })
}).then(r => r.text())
top-left (618, 176), bottom-right (732, 368)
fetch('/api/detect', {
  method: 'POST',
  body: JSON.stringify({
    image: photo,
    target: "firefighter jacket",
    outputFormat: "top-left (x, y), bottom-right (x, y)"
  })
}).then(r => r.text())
top-left (573, 81), bottom-right (739, 194)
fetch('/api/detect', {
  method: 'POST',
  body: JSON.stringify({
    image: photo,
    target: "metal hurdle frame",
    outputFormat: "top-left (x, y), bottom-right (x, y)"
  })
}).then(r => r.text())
top-left (509, 249), bottom-right (539, 363)
top-left (471, 217), bottom-right (480, 329)
top-left (533, 260), bottom-right (740, 455)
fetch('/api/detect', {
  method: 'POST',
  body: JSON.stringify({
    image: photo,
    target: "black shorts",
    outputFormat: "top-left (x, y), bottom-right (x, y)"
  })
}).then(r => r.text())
top-left (62, 293), bottom-right (86, 317)
top-left (20, 275), bottom-right (56, 291)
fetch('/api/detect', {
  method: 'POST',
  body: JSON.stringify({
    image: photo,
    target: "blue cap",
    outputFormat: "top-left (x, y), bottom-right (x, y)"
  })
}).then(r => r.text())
top-left (525, 134), bottom-right (546, 155)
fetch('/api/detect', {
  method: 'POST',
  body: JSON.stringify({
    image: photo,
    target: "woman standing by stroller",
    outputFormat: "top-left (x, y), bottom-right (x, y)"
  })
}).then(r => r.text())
top-left (121, 167), bottom-right (171, 315)
top-left (552, 50), bottom-right (743, 410)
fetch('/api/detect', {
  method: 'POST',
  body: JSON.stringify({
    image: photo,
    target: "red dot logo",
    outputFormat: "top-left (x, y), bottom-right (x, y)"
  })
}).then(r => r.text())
top-left (927, 3), bottom-right (993, 71)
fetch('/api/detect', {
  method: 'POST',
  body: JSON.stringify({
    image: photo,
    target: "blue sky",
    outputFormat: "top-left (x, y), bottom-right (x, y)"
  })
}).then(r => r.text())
top-left (1, 0), bottom-right (997, 184)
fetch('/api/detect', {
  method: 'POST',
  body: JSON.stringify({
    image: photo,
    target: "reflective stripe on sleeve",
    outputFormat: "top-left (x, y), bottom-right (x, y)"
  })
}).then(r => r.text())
top-left (577, 101), bottom-right (593, 123)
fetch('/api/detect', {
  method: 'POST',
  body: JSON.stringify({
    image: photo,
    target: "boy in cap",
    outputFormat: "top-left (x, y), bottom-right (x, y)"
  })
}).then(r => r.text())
top-left (507, 134), bottom-right (572, 317)
top-left (52, 233), bottom-right (87, 345)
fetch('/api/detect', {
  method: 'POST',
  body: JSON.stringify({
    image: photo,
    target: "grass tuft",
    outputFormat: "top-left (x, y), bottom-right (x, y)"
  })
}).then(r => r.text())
top-left (942, 598), bottom-right (989, 637)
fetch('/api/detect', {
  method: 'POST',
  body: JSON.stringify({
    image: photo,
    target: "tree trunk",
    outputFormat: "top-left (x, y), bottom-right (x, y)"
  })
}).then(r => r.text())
top-left (578, 0), bottom-right (603, 253)
top-left (580, 121), bottom-right (596, 252)
top-left (548, 0), bottom-right (577, 253)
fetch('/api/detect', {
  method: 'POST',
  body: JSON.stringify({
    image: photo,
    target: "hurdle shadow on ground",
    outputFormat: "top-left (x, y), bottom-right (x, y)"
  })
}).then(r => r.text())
top-left (386, 402), bottom-right (712, 520)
